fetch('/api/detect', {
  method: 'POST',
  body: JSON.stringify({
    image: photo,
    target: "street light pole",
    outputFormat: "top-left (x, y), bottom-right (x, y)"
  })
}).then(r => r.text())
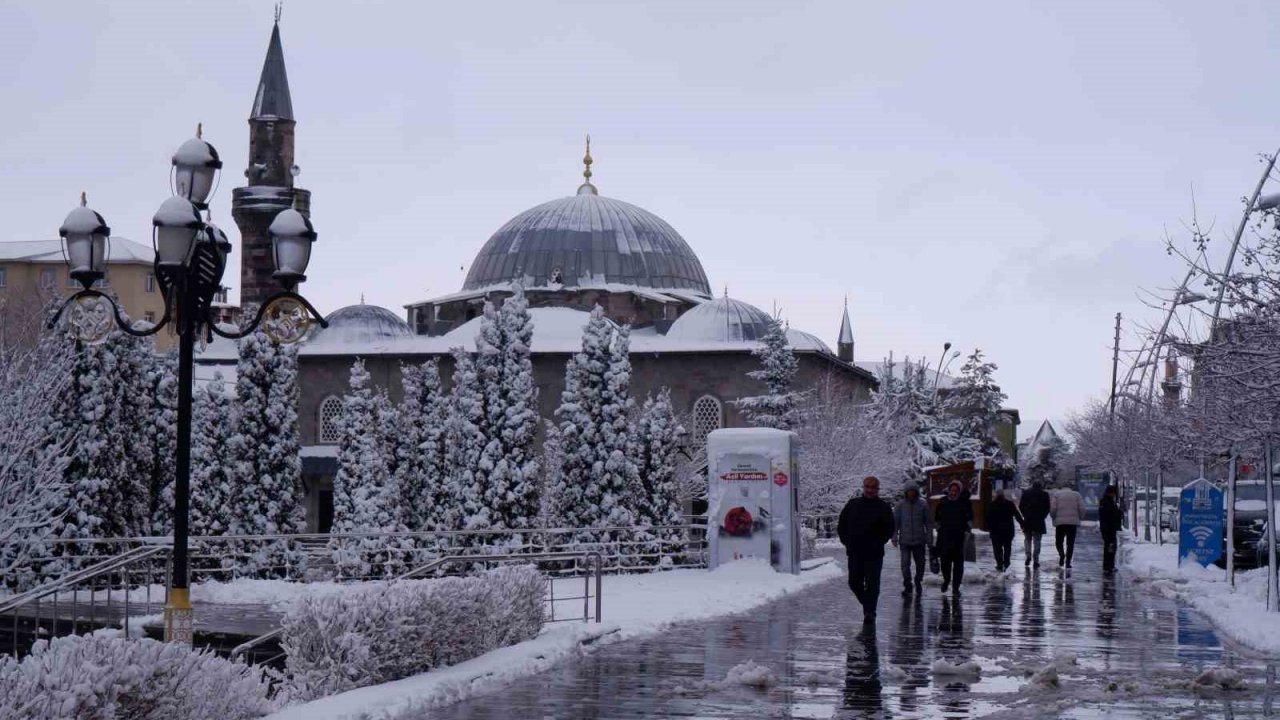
top-left (49, 127), bottom-right (327, 644)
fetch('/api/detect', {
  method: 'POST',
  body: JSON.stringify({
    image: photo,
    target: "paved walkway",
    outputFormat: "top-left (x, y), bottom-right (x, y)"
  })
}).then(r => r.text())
top-left (421, 530), bottom-right (1280, 719)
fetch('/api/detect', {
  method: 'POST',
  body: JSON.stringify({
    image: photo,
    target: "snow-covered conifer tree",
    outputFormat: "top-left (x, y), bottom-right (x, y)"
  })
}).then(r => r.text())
top-left (228, 332), bottom-right (305, 576)
top-left (147, 352), bottom-right (178, 534)
top-left (394, 361), bottom-right (449, 531)
top-left (475, 289), bottom-right (541, 531)
top-left (737, 316), bottom-right (801, 430)
top-left (1025, 435), bottom-right (1071, 488)
top-left (442, 349), bottom-right (488, 535)
top-left (943, 349), bottom-right (1009, 464)
top-left (329, 359), bottom-right (409, 577)
top-left (191, 372), bottom-right (233, 537)
top-left (551, 308), bottom-right (637, 551)
top-left (632, 389), bottom-right (684, 564)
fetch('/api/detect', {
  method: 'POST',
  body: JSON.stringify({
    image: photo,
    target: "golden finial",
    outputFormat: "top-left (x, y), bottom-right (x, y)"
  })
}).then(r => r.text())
top-left (583, 134), bottom-right (593, 183)
top-left (196, 122), bottom-right (203, 139)
top-left (79, 191), bottom-right (87, 207)
top-left (275, 2), bottom-right (283, 23)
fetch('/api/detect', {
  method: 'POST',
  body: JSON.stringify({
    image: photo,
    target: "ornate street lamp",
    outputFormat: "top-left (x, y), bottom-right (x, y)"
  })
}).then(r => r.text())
top-left (49, 127), bottom-right (327, 644)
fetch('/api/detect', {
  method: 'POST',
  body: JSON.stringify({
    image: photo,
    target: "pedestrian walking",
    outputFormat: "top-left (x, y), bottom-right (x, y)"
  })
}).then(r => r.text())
top-left (893, 481), bottom-right (933, 596)
top-left (1051, 484), bottom-right (1085, 568)
top-left (934, 479), bottom-right (973, 595)
top-left (1099, 485), bottom-right (1124, 572)
top-left (1019, 481), bottom-right (1051, 568)
top-left (986, 488), bottom-right (1024, 572)
top-left (838, 476), bottom-right (896, 627)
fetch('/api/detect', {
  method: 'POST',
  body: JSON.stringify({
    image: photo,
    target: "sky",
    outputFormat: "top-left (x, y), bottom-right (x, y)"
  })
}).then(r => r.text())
top-left (3, 0), bottom-right (1279, 437)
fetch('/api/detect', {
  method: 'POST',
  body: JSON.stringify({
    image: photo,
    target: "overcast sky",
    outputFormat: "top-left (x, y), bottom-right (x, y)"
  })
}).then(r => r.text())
top-left (3, 1), bottom-right (1278, 437)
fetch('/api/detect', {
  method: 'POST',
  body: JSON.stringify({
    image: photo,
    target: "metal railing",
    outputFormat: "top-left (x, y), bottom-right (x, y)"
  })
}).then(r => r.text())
top-left (1, 545), bottom-right (171, 658)
top-left (229, 550), bottom-right (604, 665)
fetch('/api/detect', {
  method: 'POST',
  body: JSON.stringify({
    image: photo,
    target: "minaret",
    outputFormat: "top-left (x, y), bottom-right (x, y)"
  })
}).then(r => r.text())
top-left (232, 13), bottom-right (311, 309)
top-left (837, 296), bottom-right (854, 362)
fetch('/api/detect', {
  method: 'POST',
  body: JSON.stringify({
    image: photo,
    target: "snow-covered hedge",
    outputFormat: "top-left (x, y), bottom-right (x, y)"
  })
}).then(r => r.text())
top-left (281, 565), bottom-right (546, 701)
top-left (0, 634), bottom-right (276, 719)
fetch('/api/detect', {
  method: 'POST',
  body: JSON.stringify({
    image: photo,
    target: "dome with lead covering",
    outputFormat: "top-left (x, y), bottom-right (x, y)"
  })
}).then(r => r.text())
top-left (665, 296), bottom-right (775, 343)
top-left (309, 303), bottom-right (411, 345)
top-left (463, 193), bottom-right (712, 296)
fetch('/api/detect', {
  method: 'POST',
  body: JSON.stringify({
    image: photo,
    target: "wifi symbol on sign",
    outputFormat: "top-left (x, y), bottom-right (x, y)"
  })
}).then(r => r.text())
top-left (1189, 526), bottom-right (1214, 546)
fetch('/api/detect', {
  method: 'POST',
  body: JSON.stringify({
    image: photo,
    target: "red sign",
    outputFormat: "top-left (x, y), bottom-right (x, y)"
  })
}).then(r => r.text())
top-left (773, 472), bottom-right (789, 487)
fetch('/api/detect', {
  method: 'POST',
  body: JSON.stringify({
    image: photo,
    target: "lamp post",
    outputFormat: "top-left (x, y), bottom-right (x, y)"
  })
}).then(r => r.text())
top-left (49, 127), bottom-right (327, 644)
top-left (932, 342), bottom-right (960, 404)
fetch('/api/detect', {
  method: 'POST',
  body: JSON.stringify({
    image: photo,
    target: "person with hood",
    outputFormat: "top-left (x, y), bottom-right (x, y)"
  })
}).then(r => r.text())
top-left (893, 481), bottom-right (933, 595)
top-left (838, 476), bottom-right (896, 627)
top-left (1051, 483), bottom-right (1086, 568)
top-left (1098, 484), bottom-right (1124, 572)
top-left (1019, 480), bottom-right (1051, 568)
top-left (986, 488), bottom-right (1025, 572)
top-left (934, 479), bottom-right (973, 595)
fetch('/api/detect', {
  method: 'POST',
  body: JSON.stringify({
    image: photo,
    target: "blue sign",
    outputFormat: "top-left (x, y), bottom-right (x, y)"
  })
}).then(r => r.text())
top-left (1077, 471), bottom-right (1109, 521)
top-left (1178, 478), bottom-right (1224, 567)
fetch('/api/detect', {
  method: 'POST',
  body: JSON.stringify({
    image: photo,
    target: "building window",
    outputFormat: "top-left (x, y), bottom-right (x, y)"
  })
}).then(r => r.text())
top-left (144, 311), bottom-right (156, 324)
top-left (145, 273), bottom-right (155, 293)
top-left (39, 268), bottom-right (55, 289)
top-left (0, 267), bottom-right (6, 288)
top-left (318, 396), bottom-right (344, 444)
top-left (691, 395), bottom-right (723, 446)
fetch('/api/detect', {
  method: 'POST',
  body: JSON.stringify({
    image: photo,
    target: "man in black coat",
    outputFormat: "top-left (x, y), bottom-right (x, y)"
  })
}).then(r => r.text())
top-left (1019, 481), bottom-right (1051, 568)
top-left (1098, 485), bottom-right (1124, 572)
top-left (838, 476), bottom-right (896, 628)
top-left (934, 480), bottom-right (973, 595)
top-left (986, 489), bottom-right (1025, 572)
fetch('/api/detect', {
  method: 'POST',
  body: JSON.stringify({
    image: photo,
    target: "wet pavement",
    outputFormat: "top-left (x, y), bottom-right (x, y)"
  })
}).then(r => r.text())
top-left (422, 531), bottom-right (1280, 719)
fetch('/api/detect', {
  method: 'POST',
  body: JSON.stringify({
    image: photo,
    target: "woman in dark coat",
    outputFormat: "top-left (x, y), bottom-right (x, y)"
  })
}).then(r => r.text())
top-left (934, 480), bottom-right (973, 595)
top-left (986, 489), bottom-right (1025, 572)
top-left (1099, 485), bottom-right (1124, 572)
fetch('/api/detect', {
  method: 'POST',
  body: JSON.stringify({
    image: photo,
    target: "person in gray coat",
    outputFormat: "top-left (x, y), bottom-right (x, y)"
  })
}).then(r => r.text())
top-left (892, 481), bottom-right (933, 596)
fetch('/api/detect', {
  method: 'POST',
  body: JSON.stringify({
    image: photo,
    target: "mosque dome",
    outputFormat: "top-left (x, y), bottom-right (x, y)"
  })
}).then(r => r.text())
top-left (309, 303), bottom-right (411, 345)
top-left (665, 296), bottom-right (775, 343)
top-left (786, 328), bottom-right (833, 354)
top-left (462, 192), bottom-right (711, 296)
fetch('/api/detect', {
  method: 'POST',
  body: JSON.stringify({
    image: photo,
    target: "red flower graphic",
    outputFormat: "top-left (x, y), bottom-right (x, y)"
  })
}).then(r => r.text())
top-left (724, 506), bottom-right (754, 537)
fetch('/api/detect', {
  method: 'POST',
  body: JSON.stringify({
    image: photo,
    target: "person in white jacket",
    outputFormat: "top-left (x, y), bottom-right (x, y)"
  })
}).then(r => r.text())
top-left (1050, 487), bottom-right (1085, 568)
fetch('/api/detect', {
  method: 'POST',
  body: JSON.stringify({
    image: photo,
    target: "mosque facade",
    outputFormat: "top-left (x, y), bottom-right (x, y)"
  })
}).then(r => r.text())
top-left (201, 22), bottom-right (878, 532)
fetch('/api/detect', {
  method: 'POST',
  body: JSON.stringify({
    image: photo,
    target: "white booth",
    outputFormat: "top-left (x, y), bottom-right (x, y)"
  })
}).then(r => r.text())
top-left (706, 428), bottom-right (800, 574)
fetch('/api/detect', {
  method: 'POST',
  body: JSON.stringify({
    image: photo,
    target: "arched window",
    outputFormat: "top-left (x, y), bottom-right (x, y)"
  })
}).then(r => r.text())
top-left (691, 395), bottom-right (723, 446)
top-left (318, 396), bottom-right (343, 444)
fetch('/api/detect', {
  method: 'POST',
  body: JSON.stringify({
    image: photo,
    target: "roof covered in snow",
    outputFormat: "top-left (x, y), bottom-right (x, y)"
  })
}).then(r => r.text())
top-left (461, 192), bottom-right (711, 296)
top-left (197, 306), bottom-right (858, 363)
top-left (0, 237), bottom-right (155, 265)
top-left (308, 303), bottom-right (412, 347)
top-left (665, 296), bottom-right (774, 343)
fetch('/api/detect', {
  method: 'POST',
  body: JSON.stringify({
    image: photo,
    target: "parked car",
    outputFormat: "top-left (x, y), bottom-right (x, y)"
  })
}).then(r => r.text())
top-left (1227, 481), bottom-right (1271, 570)
top-left (1160, 486), bottom-right (1181, 531)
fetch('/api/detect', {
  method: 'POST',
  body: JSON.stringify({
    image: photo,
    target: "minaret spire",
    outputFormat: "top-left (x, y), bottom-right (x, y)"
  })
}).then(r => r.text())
top-left (251, 16), bottom-right (294, 120)
top-left (837, 295), bottom-right (855, 363)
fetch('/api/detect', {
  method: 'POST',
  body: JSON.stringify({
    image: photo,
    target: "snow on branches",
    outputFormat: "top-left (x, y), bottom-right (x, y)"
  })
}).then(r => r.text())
top-left (737, 315), bottom-right (802, 430)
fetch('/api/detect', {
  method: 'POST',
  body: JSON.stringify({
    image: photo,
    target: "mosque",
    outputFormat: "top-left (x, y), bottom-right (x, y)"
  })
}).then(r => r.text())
top-left (200, 20), bottom-right (878, 531)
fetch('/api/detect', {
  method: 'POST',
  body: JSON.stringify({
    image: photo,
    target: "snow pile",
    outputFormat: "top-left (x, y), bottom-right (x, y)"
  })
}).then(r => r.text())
top-left (280, 565), bottom-right (545, 702)
top-left (722, 660), bottom-right (776, 689)
top-left (1191, 667), bottom-right (1245, 692)
top-left (1125, 540), bottom-right (1280, 655)
top-left (266, 557), bottom-right (840, 719)
top-left (930, 659), bottom-right (981, 677)
top-left (1023, 664), bottom-right (1060, 691)
top-left (0, 635), bottom-right (276, 720)
top-left (881, 664), bottom-right (910, 681)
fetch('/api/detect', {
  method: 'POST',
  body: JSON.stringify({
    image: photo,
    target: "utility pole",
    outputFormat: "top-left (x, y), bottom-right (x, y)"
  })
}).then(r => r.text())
top-left (1109, 312), bottom-right (1122, 419)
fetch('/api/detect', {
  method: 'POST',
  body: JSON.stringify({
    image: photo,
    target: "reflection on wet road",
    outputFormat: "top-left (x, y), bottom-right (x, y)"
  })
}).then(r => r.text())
top-left (422, 532), bottom-right (1280, 719)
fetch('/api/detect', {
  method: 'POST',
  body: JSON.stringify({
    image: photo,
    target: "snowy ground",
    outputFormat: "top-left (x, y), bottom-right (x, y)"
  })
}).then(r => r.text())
top-left (1124, 538), bottom-right (1280, 656)
top-left (264, 558), bottom-right (841, 720)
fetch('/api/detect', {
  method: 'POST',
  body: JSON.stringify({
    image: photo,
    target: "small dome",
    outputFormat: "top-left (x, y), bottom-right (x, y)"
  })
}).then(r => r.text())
top-left (786, 328), bottom-right (832, 354)
top-left (665, 297), bottom-right (774, 342)
top-left (309, 304), bottom-right (411, 345)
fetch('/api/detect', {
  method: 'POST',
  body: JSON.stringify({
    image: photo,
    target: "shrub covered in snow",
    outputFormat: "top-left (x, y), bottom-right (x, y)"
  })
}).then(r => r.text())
top-left (0, 634), bottom-right (276, 720)
top-left (280, 564), bottom-right (546, 701)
